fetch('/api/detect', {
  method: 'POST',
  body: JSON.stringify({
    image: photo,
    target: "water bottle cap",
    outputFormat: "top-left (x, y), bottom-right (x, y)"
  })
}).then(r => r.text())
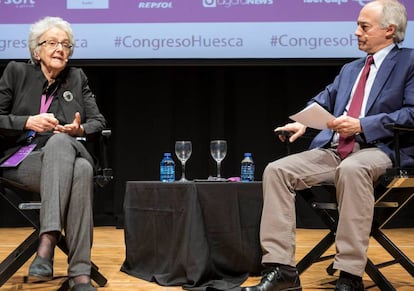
top-left (164, 153), bottom-right (172, 157)
top-left (244, 152), bottom-right (252, 157)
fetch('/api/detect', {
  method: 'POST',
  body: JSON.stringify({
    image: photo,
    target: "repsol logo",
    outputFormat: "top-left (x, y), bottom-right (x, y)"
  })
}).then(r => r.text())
top-left (203, 0), bottom-right (273, 8)
top-left (138, 1), bottom-right (172, 8)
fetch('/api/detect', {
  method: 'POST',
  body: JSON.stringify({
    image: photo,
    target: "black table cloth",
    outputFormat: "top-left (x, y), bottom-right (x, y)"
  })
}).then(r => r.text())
top-left (121, 181), bottom-right (264, 290)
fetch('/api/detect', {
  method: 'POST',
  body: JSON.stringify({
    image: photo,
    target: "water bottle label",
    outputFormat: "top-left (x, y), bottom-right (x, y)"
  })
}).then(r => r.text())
top-left (160, 155), bottom-right (175, 182)
top-left (241, 163), bottom-right (254, 182)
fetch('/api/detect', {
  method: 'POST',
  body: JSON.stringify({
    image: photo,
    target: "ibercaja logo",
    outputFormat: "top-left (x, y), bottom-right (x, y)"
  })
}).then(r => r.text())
top-left (353, 0), bottom-right (371, 6)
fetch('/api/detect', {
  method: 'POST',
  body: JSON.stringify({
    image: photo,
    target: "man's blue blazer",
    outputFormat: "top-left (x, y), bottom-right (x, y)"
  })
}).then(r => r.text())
top-left (308, 46), bottom-right (414, 167)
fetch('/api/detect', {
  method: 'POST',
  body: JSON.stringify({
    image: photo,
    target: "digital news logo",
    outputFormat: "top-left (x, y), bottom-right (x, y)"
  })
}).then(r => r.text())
top-left (203, 0), bottom-right (216, 7)
top-left (203, 0), bottom-right (273, 8)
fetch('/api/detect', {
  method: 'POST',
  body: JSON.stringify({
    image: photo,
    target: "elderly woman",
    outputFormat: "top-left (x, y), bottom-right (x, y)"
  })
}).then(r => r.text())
top-left (0, 17), bottom-right (106, 291)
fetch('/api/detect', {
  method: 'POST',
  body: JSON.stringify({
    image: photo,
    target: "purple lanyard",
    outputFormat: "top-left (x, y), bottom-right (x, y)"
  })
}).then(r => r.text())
top-left (40, 85), bottom-right (58, 113)
top-left (40, 94), bottom-right (54, 113)
top-left (27, 87), bottom-right (58, 142)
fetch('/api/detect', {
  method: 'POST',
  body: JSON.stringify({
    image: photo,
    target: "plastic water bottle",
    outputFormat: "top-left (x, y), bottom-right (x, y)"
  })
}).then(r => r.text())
top-left (241, 152), bottom-right (255, 182)
top-left (160, 153), bottom-right (175, 182)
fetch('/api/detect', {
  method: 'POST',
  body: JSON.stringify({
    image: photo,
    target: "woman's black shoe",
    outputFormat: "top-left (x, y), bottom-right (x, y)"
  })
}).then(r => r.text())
top-left (241, 266), bottom-right (302, 291)
top-left (28, 254), bottom-right (53, 281)
top-left (70, 282), bottom-right (97, 291)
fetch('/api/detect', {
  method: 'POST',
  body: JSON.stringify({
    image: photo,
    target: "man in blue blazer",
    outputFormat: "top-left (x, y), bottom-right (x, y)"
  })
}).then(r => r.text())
top-left (242, 1), bottom-right (414, 291)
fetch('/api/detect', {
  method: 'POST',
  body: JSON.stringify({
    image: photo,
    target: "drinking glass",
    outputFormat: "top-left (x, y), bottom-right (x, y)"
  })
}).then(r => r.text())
top-left (210, 140), bottom-right (227, 179)
top-left (175, 141), bottom-right (192, 182)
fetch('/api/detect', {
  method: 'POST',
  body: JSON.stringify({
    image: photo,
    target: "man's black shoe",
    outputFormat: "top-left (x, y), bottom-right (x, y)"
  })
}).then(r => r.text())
top-left (335, 277), bottom-right (365, 291)
top-left (241, 265), bottom-right (302, 291)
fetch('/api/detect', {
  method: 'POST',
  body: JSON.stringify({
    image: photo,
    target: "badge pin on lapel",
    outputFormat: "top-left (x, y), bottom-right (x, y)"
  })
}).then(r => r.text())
top-left (63, 91), bottom-right (73, 102)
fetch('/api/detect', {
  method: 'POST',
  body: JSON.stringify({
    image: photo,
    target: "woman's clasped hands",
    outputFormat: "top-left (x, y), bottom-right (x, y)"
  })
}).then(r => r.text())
top-left (26, 112), bottom-right (84, 137)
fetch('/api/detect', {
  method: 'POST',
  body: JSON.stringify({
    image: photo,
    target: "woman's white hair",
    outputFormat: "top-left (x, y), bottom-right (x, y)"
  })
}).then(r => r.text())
top-left (29, 16), bottom-right (75, 64)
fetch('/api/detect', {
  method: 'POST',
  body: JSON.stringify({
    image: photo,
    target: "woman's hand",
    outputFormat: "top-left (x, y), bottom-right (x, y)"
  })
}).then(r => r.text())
top-left (25, 113), bottom-right (59, 132)
top-left (54, 112), bottom-right (85, 136)
top-left (274, 122), bottom-right (307, 143)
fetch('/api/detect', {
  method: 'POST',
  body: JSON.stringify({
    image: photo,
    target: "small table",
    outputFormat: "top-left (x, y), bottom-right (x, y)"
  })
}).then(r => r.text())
top-left (121, 181), bottom-right (264, 290)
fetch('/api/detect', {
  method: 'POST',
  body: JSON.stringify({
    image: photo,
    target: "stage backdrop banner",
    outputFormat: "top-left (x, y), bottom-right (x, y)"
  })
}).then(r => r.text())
top-left (0, 0), bottom-right (413, 60)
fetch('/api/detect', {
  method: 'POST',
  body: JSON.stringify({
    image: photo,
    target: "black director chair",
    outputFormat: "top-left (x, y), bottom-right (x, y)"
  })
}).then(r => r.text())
top-left (0, 129), bottom-right (113, 290)
top-left (277, 124), bottom-right (414, 291)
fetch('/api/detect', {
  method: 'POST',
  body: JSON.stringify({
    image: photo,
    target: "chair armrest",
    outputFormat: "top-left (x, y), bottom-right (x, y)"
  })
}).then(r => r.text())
top-left (274, 130), bottom-right (293, 139)
top-left (95, 129), bottom-right (113, 187)
top-left (274, 130), bottom-right (294, 155)
top-left (384, 123), bottom-right (414, 168)
top-left (274, 129), bottom-right (322, 156)
top-left (384, 123), bottom-right (414, 133)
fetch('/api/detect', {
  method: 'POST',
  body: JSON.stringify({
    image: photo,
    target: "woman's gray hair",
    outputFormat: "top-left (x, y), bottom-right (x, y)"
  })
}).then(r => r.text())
top-left (29, 16), bottom-right (75, 64)
top-left (376, 0), bottom-right (407, 43)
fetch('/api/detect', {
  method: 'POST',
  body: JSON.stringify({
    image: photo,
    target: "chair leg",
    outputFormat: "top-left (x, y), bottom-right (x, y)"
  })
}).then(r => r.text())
top-left (297, 186), bottom-right (413, 290)
top-left (365, 258), bottom-right (396, 291)
top-left (0, 196), bottom-right (107, 287)
top-left (298, 226), bottom-right (413, 289)
top-left (297, 231), bottom-right (335, 274)
top-left (1, 185), bottom-right (107, 288)
top-left (372, 228), bottom-right (414, 277)
top-left (0, 229), bottom-right (39, 287)
top-left (326, 262), bottom-right (336, 276)
top-left (90, 263), bottom-right (108, 287)
top-left (57, 278), bottom-right (70, 291)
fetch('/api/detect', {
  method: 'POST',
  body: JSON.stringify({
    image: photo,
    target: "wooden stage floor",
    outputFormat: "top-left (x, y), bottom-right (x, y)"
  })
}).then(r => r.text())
top-left (0, 227), bottom-right (413, 290)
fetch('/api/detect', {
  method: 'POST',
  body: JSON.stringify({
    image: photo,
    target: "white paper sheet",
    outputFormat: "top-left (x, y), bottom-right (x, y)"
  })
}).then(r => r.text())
top-left (289, 103), bottom-right (335, 130)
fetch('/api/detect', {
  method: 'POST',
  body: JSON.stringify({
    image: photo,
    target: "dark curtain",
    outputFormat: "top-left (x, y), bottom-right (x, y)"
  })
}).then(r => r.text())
top-left (1, 61), bottom-right (413, 228)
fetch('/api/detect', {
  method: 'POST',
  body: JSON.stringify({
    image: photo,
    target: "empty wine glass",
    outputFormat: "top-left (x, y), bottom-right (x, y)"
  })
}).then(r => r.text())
top-left (175, 141), bottom-right (192, 182)
top-left (210, 140), bottom-right (227, 179)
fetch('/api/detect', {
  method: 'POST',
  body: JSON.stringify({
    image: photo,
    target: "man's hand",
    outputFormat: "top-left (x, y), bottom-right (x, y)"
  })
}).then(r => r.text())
top-left (274, 122), bottom-right (307, 143)
top-left (54, 112), bottom-right (85, 136)
top-left (327, 116), bottom-right (362, 137)
top-left (25, 113), bottom-right (59, 132)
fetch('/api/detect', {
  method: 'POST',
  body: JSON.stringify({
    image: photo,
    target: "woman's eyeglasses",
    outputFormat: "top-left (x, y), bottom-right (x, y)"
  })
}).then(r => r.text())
top-left (38, 39), bottom-right (73, 51)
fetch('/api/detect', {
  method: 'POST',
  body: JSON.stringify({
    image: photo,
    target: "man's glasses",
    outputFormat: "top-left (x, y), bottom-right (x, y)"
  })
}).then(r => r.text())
top-left (38, 39), bottom-right (73, 51)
